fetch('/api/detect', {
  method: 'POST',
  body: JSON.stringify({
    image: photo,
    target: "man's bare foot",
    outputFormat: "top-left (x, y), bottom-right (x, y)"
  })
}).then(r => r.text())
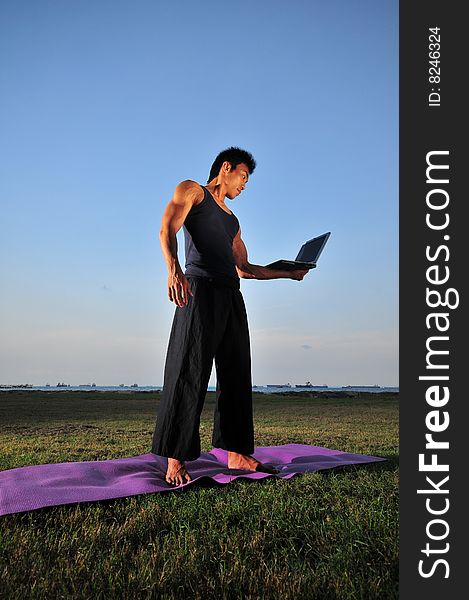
top-left (166, 458), bottom-right (191, 485)
top-left (227, 451), bottom-right (280, 474)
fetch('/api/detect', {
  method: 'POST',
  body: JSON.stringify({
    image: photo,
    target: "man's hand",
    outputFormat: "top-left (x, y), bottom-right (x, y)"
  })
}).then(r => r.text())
top-left (289, 269), bottom-right (310, 281)
top-left (168, 269), bottom-right (193, 307)
top-left (233, 229), bottom-right (313, 281)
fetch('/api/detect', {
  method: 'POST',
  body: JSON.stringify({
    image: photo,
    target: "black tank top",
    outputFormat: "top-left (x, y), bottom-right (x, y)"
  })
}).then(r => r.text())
top-left (183, 185), bottom-right (240, 283)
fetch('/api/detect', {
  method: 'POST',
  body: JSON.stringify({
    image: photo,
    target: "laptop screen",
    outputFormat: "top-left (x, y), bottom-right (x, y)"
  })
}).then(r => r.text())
top-left (295, 232), bottom-right (331, 263)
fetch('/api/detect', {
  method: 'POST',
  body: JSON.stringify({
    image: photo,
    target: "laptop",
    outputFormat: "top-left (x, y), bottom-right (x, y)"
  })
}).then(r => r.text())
top-left (264, 232), bottom-right (331, 271)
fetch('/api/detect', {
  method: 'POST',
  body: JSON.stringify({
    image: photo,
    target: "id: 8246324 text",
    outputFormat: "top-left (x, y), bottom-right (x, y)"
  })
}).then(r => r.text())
top-left (428, 27), bottom-right (441, 107)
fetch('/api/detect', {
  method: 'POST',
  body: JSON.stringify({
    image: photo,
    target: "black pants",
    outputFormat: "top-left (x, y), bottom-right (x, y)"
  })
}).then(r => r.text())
top-left (151, 276), bottom-right (254, 461)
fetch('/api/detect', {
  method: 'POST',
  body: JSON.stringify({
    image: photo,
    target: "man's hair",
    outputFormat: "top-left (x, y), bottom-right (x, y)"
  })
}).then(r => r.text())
top-left (207, 147), bottom-right (256, 183)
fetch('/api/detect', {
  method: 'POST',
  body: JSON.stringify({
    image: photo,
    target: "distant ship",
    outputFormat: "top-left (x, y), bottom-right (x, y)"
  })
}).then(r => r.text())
top-left (342, 385), bottom-right (381, 389)
top-left (266, 384), bottom-right (291, 388)
top-left (56, 382), bottom-right (69, 387)
top-left (295, 382), bottom-right (328, 388)
top-left (130, 383), bottom-right (138, 388)
top-left (0, 383), bottom-right (33, 389)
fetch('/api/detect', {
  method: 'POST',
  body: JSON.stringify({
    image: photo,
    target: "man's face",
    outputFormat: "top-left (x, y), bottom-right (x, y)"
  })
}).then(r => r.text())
top-left (224, 162), bottom-right (250, 200)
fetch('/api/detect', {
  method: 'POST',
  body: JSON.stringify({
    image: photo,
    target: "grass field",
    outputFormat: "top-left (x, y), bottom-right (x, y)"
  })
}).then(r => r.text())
top-left (0, 390), bottom-right (398, 599)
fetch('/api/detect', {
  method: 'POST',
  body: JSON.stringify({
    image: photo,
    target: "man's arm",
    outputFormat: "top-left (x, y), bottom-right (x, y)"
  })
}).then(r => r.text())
top-left (160, 180), bottom-right (203, 306)
top-left (232, 228), bottom-right (309, 281)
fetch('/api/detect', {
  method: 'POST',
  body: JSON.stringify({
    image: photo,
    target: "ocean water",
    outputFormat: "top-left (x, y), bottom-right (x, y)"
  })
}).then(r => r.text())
top-left (1, 384), bottom-right (399, 394)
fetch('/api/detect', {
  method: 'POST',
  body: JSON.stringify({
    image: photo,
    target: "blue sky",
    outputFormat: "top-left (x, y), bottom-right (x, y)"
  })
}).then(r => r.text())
top-left (0, 0), bottom-right (398, 387)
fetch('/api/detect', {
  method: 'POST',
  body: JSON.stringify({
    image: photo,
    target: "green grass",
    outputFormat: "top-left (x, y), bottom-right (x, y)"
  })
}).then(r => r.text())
top-left (0, 391), bottom-right (398, 599)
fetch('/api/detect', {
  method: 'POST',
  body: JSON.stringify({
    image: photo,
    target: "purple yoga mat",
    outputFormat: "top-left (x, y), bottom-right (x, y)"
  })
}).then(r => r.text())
top-left (0, 444), bottom-right (385, 516)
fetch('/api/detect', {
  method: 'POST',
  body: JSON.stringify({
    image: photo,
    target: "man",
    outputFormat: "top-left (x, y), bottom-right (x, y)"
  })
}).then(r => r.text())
top-left (152, 147), bottom-right (309, 485)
